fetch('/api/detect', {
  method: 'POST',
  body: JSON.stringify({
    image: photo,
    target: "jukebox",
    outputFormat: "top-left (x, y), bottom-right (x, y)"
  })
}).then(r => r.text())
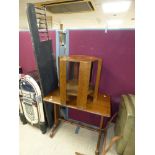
top-left (19, 71), bottom-right (47, 134)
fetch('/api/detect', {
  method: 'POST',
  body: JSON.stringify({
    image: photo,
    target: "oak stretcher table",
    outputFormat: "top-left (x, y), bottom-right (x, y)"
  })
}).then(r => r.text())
top-left (43, 88), bottom-right (111, 155)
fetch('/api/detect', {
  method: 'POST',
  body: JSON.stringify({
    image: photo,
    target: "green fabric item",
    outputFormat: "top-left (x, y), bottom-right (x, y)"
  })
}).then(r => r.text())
top-left (123, 125), bottom-right (135, 155)
top-left (114, 94), bottom-right (135, 155)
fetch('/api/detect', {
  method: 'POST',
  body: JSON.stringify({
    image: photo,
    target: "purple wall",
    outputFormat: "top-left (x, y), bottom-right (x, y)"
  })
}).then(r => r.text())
top-left (19, 31), bottom-right (56, 73)
top-left (19, 29), bottom-right (135, 127)
top-left (68, 30), bottom-right (135, 126)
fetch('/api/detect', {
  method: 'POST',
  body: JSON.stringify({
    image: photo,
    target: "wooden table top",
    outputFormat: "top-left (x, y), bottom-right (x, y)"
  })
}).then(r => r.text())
top-left (43, 88), bottom-right (111, 117)
top-left (59, 55), bottom-right (100, 63)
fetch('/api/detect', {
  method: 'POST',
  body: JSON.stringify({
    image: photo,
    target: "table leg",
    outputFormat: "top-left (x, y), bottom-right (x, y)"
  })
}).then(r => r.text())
top-left (50, 104), bottom-right (60, 138)
top-left (95, 116), bottom-right (104, 155)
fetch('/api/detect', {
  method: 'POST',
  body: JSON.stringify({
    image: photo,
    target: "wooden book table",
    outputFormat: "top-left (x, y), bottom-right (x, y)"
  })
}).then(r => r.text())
top-left (43, 55), bottom-right (111, 155)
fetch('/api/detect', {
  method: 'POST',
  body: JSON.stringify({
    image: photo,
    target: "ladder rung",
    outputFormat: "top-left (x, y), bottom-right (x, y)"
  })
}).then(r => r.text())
top-left (38, 25), bottom-right (47, 29)
top-left (35, 12), bottom-right (46, 16)
top-left (36, 17), bottom-right (46, 20)
top-left (35, 7), bottom-right (45, 11)
top-left (38, 28), bottom-right (47, 30)
top-left (39, 34), bottom-right (49, 39)
top-left (39, 22), bottom-right (46, 25)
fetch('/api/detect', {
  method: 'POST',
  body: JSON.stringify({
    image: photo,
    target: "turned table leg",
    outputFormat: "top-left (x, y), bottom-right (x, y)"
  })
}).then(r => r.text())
top-left (50, 104), bottom-right (60, 138)
top-left (95, 116), bottom-right (104, 155)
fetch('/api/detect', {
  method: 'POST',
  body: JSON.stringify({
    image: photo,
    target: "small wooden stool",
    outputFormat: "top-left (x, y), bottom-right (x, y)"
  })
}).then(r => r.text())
top-left (59, 55), bottom-right (102, 109)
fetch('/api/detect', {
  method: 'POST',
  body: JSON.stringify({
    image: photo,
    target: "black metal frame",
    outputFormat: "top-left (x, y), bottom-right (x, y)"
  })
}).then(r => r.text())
top-left (26, 3), bottom-right (58, 127)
